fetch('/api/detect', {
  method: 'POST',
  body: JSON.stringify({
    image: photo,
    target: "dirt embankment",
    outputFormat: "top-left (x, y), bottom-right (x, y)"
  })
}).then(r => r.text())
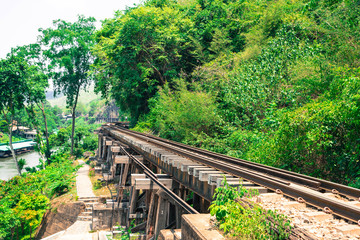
top-left (35, 197), bottom-right (85, 239)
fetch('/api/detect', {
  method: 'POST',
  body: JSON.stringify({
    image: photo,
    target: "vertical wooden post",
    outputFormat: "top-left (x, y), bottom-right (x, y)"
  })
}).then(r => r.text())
top-left (146, 192), bottom-right (157, 240)
top-left (129, 186), bottom-right (139, 214)
top-left (121, 163), bottom-right (130, 187)
top-left (154, 195), bottom-right (168, 238)
top-left (102, 137), bottom-right (107, 160)
top-left (175, 184), bottom-right (183, 228)
top-left (193, 193), bottom-right (201, 212)
top-left (98, 135), bottom-right (102, 158)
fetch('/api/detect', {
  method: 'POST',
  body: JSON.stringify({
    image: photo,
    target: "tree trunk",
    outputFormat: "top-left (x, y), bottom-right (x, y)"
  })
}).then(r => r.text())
top-left (70, 87), bottom-right (80, 156)
top-left (8, 114), bottom-right (21, 175)
top-left (40, 102), bottom-right (51, 160)
top-left (70, 106), bottom-right (76, 155)
top-left (24, 106), bottom-right (46, 168)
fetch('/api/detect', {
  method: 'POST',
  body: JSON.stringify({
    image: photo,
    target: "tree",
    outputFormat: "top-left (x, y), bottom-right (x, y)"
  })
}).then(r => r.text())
top-left (39, 15), bottom-right (96, 155)
top-left (0, 53), bottom-right (35, 175)
top-left (93, 6), bottom-right (196, 121)
top-left (14, 44), bottom-right (51, 161)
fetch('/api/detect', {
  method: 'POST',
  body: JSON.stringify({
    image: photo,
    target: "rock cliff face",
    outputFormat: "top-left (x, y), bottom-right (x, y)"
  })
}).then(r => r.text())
top-left (35, 201), bottom-right (85, 239)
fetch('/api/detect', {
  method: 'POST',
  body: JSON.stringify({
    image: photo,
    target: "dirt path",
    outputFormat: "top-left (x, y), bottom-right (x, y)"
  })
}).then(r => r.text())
top-left (43, 160), bottom-right (96, 240)
top-left (76, 160), bottom-right (96, 198)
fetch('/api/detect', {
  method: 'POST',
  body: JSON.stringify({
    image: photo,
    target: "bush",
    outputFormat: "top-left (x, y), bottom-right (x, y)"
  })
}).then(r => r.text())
top-left (273, 98), bottom-right (360, 185)
top-left (93, 179), bottom-right (103, 190)
top-left (138, 86), bottom-right (223, 145)
top-left (0, 153), bottom-right (79, 239)
top-left (210, 178), bottom-right (291, 239)
top-left (89, 168), bottom-right (95, 177)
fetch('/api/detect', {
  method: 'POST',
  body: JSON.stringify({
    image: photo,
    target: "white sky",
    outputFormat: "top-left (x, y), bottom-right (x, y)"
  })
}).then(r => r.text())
top-left (0, 0), bottom-right (142, 58)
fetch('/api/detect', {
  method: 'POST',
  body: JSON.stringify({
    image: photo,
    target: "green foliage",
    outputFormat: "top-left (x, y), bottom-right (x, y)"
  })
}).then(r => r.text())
top-left (50, 121), bottom-right (100, 158)
top-left (18, 158), bottom-right (27, 173)
top-left (141, 84), bottom-right (223, 144)
top-left (39, 15), bottom-right (96, 155)
top-left (39, 15), bottom-right (96, 108)
top-left (93, 179), bottom-right (103, 190)
top-left (209, 178), bottom-right (291, 239)
top-left (113, 220), bottom-right (136, 240)
top-left (0, 46), bottom-right (48, 175)
top-left (0, 52), bottom-right (45, 116)
top-left (127, 0), bottom-right (360, 187)
top-left (93, 5), bottom-right (196, 120)
top-left (14, 192), bottom-right (50, 235)
top-left (0, 134), bottom-right (25, 144)
top-left (89, 168), bottom-right (95, 177)
top-left (0, 153), bottom-right (79, 239)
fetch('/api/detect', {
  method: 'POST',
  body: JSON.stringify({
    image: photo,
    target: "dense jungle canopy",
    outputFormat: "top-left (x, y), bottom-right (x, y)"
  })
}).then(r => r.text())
top-left (93, 0), bottom-right (360, 187)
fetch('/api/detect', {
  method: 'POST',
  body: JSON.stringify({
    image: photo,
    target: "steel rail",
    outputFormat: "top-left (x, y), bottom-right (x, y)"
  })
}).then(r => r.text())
top-left (113, 124), bottom-right (360, 200)
top-left (105, 125), bottom-right (360, 224)
top-left (119, 145), bottom-right (199, 215)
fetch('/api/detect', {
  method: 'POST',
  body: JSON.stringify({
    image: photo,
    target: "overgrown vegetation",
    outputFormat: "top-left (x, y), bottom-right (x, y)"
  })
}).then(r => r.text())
top-left (0, 153), bottom-right (80, 240)
top-left (49, 118), bottom-right (100, 158)
top-left (1, 0), bottom-right (359, 239)
top-left (93, 0), bottom-right (360, 188)
top-left (210, 178), bottom-right (291, 239)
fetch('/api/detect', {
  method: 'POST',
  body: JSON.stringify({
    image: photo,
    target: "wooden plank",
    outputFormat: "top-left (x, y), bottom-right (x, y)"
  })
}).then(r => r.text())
top-left (115, 155), bottom-right (130, 164)
top-left (134, 179), bottom-right (173, 190)
top-left (188, 166), bottom-right (211, 176)
top-left (181, 163), bottom-right (203, 172)
top-left (129, 187), bottom-right (138, 214)
top-left (101, 145), bottom-right (106, 160)
top-left (199, 171), bottom-right (220, 181)
top-left (129, 213), bottom-right (146, 219)
top-left (146, 193), bottom-right (156, 239)
top-left (154, 196), bottom-right (168, 239)
top-left (131, 174), bottom-right (170, 185)
top-left (207, 174), bottom-right (235, 185)
top-left (121, 163), bottom-right (130, 187)
top-left (106, 140), bottom-right (112, 146)
top-left (133, 155), bottom-right (144, 162)
top-left (98, 137), bottom-right (102, 157)
top-left (111, 146), bottom-right (121, 153)
top-left (193, 167), bottom-right (214, 177)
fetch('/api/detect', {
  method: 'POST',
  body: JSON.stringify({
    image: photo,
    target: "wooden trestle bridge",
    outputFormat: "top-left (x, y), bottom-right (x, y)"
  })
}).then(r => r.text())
top-left (95, 122), bottom-right (360, 239)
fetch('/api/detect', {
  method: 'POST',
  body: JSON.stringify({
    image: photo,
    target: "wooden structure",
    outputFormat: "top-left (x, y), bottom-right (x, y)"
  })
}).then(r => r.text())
top-left (96, 124), bottom-right (269, 239)
top-left (96, 132), bottom-right (188, 239)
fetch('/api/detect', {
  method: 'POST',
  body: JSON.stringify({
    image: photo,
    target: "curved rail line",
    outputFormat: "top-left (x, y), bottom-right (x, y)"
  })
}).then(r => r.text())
top-left (105, 124), bottom-right (360, 224)
top-left (113, 123), bottom-right (360, 200)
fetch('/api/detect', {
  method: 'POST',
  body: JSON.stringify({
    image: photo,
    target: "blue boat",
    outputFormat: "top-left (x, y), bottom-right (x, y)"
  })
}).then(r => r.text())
top-left (0, 140), bottom-right (36, 157)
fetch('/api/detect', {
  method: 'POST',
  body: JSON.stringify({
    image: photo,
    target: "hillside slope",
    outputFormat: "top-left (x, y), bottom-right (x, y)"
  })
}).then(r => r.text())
top-left (93, 0), bottom-right (360, 188)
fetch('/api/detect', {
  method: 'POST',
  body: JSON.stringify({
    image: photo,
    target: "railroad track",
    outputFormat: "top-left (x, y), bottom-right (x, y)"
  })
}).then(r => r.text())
top-left (105, 123), bottom-right (360, 225)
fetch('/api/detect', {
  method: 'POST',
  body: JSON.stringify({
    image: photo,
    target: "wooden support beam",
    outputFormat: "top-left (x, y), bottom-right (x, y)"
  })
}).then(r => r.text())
top-left (193, 193), bottom-right (201, 212)
top-left (129, 213), bottom-right (146, 219)
top-left (154, 195), bottom-right (168, 239)
top-left (146, 192), bottom-right (156, 239)
top-left (115, 155), bottom-right (130, 164)
top-left (131, 174), bottom-right (169, 185)
top-left (132, 221), bottom-right (147, 232)
top-left (199, 171), bottom-right (220, 181)
top-left (208, 174), bottom-right (236, 185)
top-left (134, 179), bottom-right (173, 190)
top-left (121, 163), bottom-right (130, 187)
top-left (101, 145), bottom-right (106, 160)
top-left (111, 146), bottom-right (121, 153)
top-left (129, 186), bottom-right (138, 214)
top-left (98, 135), bottom-right (102, 157)
top-left (132, 155), bottom-right (144, 163)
